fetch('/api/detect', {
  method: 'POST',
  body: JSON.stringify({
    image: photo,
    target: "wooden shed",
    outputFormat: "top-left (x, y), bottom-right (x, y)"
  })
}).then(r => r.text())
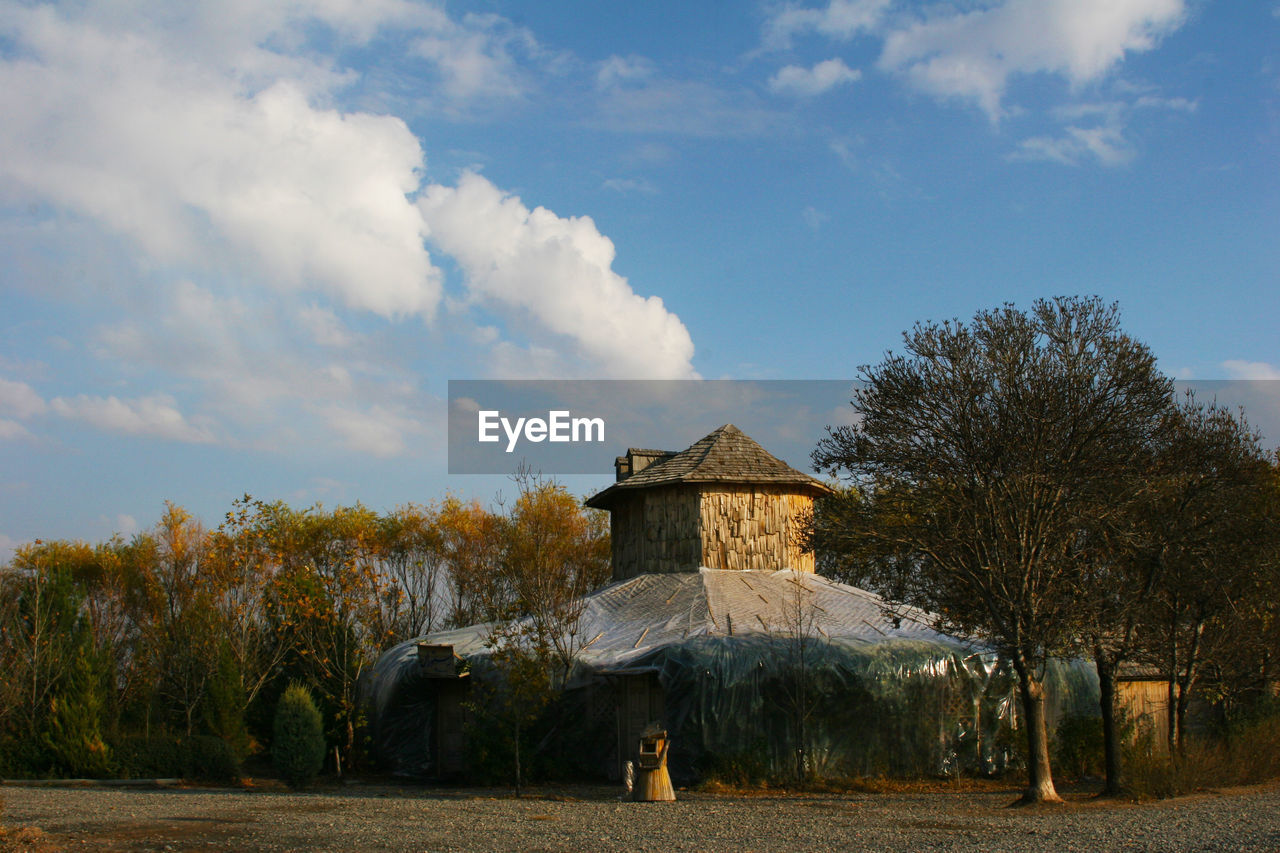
top-left (585, 424), bottom-right (832, 581)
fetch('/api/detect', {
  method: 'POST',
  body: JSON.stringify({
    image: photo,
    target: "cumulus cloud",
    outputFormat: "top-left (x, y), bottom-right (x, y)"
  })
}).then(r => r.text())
top-left (0, 420), bottom-right (34, 441)
top-left (50, 394), bottom-right (216, 443)
top-left (0, 1), bottom-right (702, 457)
top-left (419, 171), bottom-right (697, 379)
top-left (299, 304), bottom-right (356, 349)
top-left (1223, 360), bottom-right (1280, 380)
top-left (0, 532), bottom-right (20, 565)
top-left (802, 206), bottom-right (829, 230)
top-left (318, 402), bottom-right (425, 458)
top-left (769, 58), bottom-right (862, 97)
top-left (0, 7), bottom-right (440, 319)
top-left (879, 0), bottom-right (1188, 120)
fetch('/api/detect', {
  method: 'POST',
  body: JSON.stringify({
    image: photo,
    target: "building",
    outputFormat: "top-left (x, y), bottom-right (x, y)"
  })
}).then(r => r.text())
top-left (362, 425), bottom-right (1096, 782)
top-left (585, 424), bottom-right (832, 579)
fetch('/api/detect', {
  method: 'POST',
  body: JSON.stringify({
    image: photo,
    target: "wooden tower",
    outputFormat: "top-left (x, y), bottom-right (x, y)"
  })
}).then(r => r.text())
top-left (585, 424), bottom-right (832, 581)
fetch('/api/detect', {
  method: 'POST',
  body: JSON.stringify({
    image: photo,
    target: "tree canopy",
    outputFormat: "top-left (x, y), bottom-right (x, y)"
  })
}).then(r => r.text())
top-left (812, 296), bottom-right (1175, 803)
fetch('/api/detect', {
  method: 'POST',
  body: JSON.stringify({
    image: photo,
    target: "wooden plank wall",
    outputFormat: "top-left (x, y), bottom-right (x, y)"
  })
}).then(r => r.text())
top-left (698, 486), bottom-right (815, 574)
top-left (611, 487), bottom-right (702, 579)
top-left (1117, 680), bottom-right (1171, 753)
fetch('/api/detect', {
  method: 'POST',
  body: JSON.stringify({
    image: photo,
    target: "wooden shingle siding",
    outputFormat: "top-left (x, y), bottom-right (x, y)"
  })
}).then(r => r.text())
top-left (698, 486), bottom-right (815, 574)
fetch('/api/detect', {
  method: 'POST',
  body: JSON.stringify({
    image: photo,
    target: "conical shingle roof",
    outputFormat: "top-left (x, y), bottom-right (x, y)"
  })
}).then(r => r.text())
top-left (586, 424), bottom-right (830, 509)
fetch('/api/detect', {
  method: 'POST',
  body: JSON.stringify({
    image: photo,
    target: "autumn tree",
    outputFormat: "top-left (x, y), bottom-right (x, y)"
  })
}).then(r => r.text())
top-left (204, 496), bottom-right (296, 744)
top-left (260, 502), bottom-right (388, 766)
top-left (374, 503), bottom-right (448, 644)
top-left (499, 473), bottom-right (611, 683)
top-left (467, 474), bottom-right (611, 792)
top-left (812, 297), bottom-right (1171, 804)
top-left (130, 503), bottom-right (223, 737)
top-left (438, 495), bottom-right (505, 627)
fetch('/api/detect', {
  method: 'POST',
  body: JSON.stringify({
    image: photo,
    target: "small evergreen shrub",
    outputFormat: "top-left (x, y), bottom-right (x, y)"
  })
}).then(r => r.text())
top-left (272, 683), bottom-right (326, 788)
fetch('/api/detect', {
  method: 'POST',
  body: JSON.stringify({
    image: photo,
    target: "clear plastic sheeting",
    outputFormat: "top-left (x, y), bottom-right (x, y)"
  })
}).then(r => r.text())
top-left (361, 569), bottom-right (1099, 781)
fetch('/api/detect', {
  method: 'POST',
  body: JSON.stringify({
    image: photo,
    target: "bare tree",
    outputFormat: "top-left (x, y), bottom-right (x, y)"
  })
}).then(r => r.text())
top-left (812, 297), bottom-right (1171, 804)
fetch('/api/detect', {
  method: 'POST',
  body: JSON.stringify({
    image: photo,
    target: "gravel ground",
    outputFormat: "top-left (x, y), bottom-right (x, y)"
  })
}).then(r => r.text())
top-left (4, 780), bottom-right (1280, 852)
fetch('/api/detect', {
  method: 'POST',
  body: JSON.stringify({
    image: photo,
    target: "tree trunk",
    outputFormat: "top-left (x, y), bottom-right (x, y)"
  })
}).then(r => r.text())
top-left (514, 719), bottom-right (523, 798)
top-left (1095, 655), bottom-right (1122, 796)
top-left (1013, 662), bottom-right (1063, 804)
top-left (1175, 679), bottom-right (1191, 753)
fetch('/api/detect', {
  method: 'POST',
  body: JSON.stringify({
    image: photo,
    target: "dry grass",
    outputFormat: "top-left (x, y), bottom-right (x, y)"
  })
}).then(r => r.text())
top-left (1124, 714), bottom-right (1280, 799)
top-left (695, 774), bottom-right (1012, 798)
top-left (0, 824), bottom-right (60, 853)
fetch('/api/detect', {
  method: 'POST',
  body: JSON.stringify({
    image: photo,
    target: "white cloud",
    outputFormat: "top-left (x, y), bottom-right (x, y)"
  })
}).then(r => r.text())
top-left (764, 0), bottom-right (891, 50)
top-left (1013, 123), bottom-right (1135, 167)
top-left (0, 532), bottom-right (20, 565)
top-left (0, 420), bottom-right (34, 441)
top-left (879, 0), bottom-right (1187, 120)
top-left (91, 280), bottom-right (426, 452)
top-left (419, 171), bottom-right (697, 379)
top-left (0, 1), bottom-right (702, 458)
top-left (411, 11), bottom-right (541, 103)
top-left (0, 377), bottom-right (47, 419)
top-left (1222, 360), bottom-right (1280, 380)
top-left (769, 58), bottom-right (862, 97)
top-left (597, 55), bottom-right (656, 90)
top-left (50, 394), bottom-right (217, 443)
top-left (0, 5), bottom-right (441, 319)
top-left (319, 402), bottom-right (424, 458)
top-left (299, 304), bottom-right (356, 348)
top-left (1134, 94), bottom-right (1197, 112)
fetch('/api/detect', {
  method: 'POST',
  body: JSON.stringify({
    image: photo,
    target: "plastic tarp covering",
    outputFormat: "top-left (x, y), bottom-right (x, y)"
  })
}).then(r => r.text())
top-left (362, 569), bottom-right (1099, 780)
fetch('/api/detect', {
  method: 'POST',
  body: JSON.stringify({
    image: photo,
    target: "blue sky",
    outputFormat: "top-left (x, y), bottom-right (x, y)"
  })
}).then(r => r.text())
top-left (1, 0), bottom-right (1277, 558)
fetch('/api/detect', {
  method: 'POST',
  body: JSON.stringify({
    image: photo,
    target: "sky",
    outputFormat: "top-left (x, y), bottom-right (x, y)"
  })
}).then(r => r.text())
top-left (1, 0), bottom-right (1278, 559)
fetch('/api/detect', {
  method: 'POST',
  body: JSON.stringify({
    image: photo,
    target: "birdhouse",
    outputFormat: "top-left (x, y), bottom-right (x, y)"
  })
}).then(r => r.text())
top-left (632, 723), bottom-right (675, 802)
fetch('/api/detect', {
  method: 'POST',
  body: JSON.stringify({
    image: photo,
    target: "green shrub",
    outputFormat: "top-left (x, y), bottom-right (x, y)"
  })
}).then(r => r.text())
top-left (184, 735), bottom-right (240, 784)
top-left (272, 683), bottom-right (326, 788)
top-left (1053, 714), bottom-right (1104, 780)
top-left (112, 736), bottom-right (186, 779)
top-left (110, 735), bottom-right (239, 783)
